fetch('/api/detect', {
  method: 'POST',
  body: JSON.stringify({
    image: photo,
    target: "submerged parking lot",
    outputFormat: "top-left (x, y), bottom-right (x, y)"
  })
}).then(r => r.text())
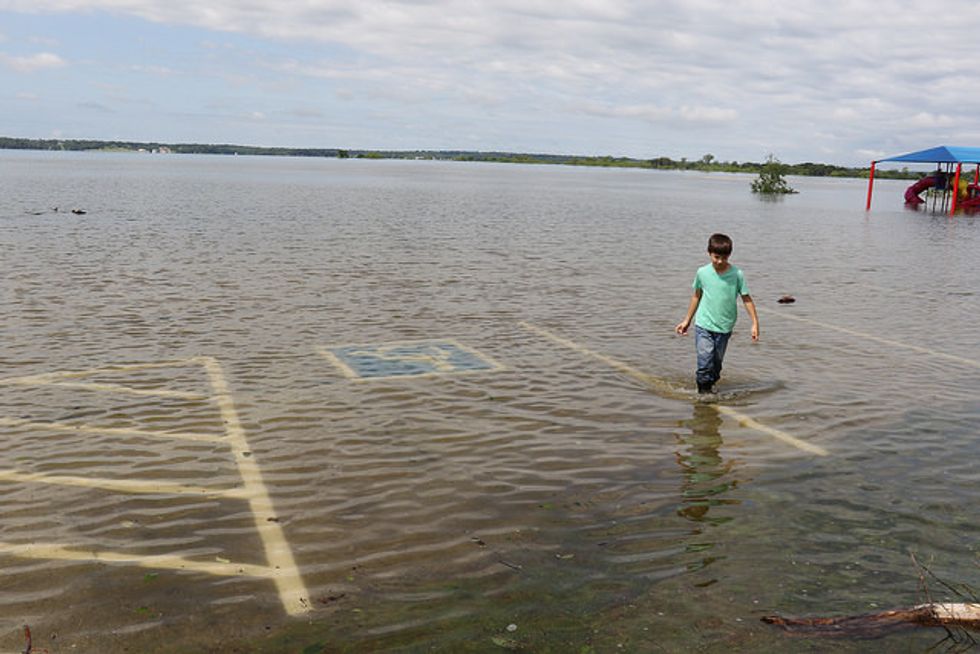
top-left (1, 152), bottom-right (978, 652)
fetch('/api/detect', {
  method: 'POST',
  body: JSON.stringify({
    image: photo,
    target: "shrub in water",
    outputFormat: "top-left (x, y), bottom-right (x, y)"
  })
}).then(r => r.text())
top-left (752, 154), bottom-right (797, 194)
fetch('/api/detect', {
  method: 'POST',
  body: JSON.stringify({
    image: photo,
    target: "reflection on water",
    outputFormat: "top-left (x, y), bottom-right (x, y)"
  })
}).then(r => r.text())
top-left (675, 404), bottom-right (738, 589)
top-left (0, 152), bottom-right (978, 652)
top-left (676, 404), bottom-right (737, 527)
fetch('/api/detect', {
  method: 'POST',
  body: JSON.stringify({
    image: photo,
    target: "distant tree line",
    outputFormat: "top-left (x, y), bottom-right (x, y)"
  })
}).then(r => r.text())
top-left (0, 137), bottom-right (918, 179)
top-left (0, 137), bottom-right (342, 158)
top-left (391, 149), bottom-right (917, 179)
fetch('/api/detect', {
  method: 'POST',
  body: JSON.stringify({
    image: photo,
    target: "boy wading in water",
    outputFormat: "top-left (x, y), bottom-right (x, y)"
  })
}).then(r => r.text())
top-left (675, 233), bottom-right (760, 394)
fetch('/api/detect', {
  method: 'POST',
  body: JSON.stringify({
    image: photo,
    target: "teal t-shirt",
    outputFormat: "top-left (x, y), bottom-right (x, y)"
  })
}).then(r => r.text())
top-left (693, 263), bottom-right (749, 333)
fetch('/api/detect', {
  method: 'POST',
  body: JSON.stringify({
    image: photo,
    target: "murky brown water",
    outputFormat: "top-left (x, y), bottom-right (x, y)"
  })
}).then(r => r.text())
top-left (1, 151), bottom-right (979, 652)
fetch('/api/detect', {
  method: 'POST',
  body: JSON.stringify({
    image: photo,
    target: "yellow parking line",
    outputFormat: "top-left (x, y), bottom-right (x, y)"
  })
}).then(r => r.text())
top-left (518, 322), bottom-right (828, 456)
top-left (0, 356), bottom-right (310, 615)
top-left (316, 346), bottom-right (366, 379)
top-left (0, 469), bottom-right (250, 498)
top-left (0, 358), bottom-right (209, 399)
top-left (519, 322), bottom-right (686, 400)
top-left (0, 416), bottom-right (226, 444)
top-left (761, 309), bottom-right (980, 370)
top-left (0, 359), bottom-right (201, 384)
top-left (0, 541), bottom-right (277, 579)
top-left (0, 378), bottom-right (205, 399)
top-left (711, 405), bottom-right (826, 455)
top-left (198, 356), bottom-right (311, 615)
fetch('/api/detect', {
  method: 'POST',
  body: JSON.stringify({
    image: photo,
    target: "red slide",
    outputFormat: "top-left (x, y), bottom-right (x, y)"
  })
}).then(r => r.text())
top-left (904, 175), bottom-right (936, 205)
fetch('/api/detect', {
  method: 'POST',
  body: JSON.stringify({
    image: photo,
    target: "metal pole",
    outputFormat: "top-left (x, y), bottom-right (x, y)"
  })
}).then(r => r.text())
top-left (938, 163), bottom-right (950, 214)
top-left (865, 161), bottom-right (876, 210)
top-left (950, 162), bottom-right (962, 215)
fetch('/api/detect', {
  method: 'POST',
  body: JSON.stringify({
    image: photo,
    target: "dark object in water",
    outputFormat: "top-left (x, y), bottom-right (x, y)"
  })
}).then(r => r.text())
top-left (762, 602), bottom-right (980, 638)
top-left (71, 208), bottom-right (86, 215)
top-left (777, 295), bottom-right (796, 304)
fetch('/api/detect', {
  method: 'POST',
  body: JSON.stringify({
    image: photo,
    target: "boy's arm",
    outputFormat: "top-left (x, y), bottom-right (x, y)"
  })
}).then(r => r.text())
top-left (741, 294), bottom-right (760, 341)
top-left (675, 289), bottom-right (702, 335)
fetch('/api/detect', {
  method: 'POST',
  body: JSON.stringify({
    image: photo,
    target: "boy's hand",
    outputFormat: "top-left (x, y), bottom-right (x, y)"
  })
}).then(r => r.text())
top-left (679, 292), bottom-right (701, 336)
top-left (751, 323), bottom-right (760, 341)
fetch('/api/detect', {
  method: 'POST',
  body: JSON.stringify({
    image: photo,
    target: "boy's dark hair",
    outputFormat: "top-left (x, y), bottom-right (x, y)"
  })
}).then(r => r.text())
top-left (707, 233), bottom-right (733, 256)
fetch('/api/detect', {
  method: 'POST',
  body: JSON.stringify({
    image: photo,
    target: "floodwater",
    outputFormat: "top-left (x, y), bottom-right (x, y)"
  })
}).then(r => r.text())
top-left (0, 151), bottom-right (978, 653)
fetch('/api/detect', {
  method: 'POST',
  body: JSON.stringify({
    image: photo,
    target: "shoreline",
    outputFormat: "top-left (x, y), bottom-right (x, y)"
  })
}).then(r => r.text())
top-left (0, 136), bottom-right (918, 180)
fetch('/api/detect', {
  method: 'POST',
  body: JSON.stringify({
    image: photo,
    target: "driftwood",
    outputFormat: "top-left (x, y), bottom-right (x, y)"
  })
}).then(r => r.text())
top-left (762, 602), bottom-right (980, 638)
top-left (21, 625), bottom-right (50, 654)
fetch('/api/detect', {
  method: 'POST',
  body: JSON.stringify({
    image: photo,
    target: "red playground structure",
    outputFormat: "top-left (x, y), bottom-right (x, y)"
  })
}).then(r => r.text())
top-left (866, 145), bottom-right (980, 214)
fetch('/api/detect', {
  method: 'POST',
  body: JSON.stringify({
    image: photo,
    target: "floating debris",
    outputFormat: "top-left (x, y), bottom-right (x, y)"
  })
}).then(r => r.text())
top-left (777, 295), bottom-right (796, 304)
top-left (316, 592), bottom-right (347, 604)
top-left (71, 208), bottom-right (87, 215)
top-left (22, 624), bottom-right (49, 654)
top-left (490, 634), bottom-right (522, 650)
top-left (762, 602), bottom-right (980, 637)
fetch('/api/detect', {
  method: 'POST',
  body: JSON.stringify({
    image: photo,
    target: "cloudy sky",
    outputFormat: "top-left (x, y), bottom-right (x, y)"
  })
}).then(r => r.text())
top-left (1, 0), bottom-right (979, 166)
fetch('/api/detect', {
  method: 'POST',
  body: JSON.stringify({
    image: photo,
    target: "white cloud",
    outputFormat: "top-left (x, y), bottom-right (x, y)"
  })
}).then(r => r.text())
top-left (581, 102), bottom-right (736, 126)
top-left (677, 106), bottom-right (738, 124)
top-left (129, 64), bottom-right (175, 76)
top-left (4, 0), bottom-right (980, 163)
top-left (290, 106), bottom-right (324, 118)
top-left (0, 51), bottom-right (66, 72)
top-left (77, 100), bottom-right (113, 112)
top-left (907, 112), bottom-right (956, 129)
top-left (581, 102), bottom-right (673, 122)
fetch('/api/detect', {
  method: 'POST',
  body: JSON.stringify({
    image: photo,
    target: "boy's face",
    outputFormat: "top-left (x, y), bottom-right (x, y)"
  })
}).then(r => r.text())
top-left (708, 251), bottom-right (730, 272)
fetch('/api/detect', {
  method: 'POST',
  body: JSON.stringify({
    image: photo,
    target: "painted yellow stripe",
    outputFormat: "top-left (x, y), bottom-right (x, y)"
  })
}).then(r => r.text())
top-left (198, 356), bottom-right (311, 615)
top-left (0, 378), bottom-right (205, 399)
top-left (0, 359), bottom-right (209, 399)
top-left (519, 322), bottom-right (686, 400)
top-left (0, 469), bottom-right (250, 498)
top-left (0, 359), bottom-right (200, 384)
top-left (712, 405), bottom-right (827, 455)
top-left (316, 346), bottom-right (360, 379)
top-left (0, 540), bottom-right (277, 579)
top-left (761, 309), bottom-right (980, 369)
top-left (518, 322), bottom-right (828, 456)
top-left (0, 416), bottom-right (225, 444)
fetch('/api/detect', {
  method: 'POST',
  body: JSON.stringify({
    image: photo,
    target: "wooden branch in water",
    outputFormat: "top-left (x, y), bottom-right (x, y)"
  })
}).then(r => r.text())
top-left (762, 603), bottom-right (980, 638)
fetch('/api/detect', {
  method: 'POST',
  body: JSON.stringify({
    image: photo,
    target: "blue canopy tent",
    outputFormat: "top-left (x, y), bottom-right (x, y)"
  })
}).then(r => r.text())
top-left (866, 145), bottom-right (980, 213)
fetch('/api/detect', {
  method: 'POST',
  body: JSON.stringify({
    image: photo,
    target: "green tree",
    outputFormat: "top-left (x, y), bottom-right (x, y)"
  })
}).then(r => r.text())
top-left (751, 154), bottom-right (797, 194)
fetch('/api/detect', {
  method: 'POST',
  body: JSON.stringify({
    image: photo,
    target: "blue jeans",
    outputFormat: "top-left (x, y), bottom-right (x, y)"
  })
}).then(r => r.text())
top-left (695, 325), bottom-right (731, 388)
